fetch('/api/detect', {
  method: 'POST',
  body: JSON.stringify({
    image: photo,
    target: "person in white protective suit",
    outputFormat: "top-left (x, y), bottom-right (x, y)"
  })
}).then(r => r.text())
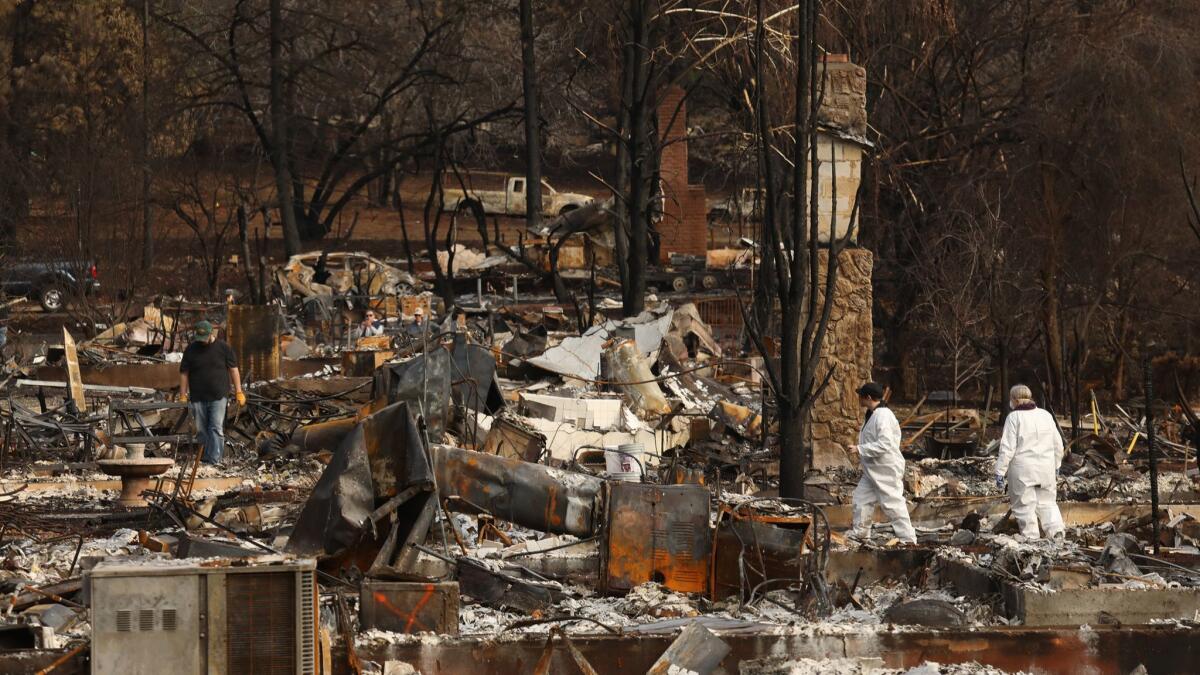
top-left (995, 384), bottom-right (1065, 540)
top-left (851, 382), bottom-right (917, 543)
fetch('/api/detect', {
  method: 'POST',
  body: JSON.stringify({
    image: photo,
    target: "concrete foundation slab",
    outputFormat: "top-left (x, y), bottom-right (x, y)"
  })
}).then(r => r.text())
top-left (1015, 586), bottom-right (1200, 627)
top-left (355, 625), bottom-right (1200, 675)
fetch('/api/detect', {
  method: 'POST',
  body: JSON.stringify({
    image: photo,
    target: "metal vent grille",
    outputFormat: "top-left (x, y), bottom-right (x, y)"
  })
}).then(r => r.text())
top-left (139, 608), bottom-right (155, 631)
top-left (162, 608), bottom-right (177, 631)
top-left (116, 610), bottom-right (132, 632)
top-left (227, 572), bottom-right (297, 674)
top-left (298, 571), bottom-right (317, 675)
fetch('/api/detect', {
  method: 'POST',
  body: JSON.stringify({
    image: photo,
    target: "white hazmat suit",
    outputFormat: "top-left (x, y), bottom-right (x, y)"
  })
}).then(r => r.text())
top-left (996, 406), bottom-right (1065, 539)
top-left (852, 405), bottom-right (917, 543)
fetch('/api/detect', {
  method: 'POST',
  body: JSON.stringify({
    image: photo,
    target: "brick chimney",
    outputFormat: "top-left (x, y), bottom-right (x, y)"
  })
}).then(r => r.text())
top-left (656, 86), bottom-right (708, 261)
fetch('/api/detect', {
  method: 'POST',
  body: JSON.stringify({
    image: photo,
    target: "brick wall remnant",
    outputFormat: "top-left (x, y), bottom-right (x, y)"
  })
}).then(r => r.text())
top-left (657, 86), bottom-right (707, 260)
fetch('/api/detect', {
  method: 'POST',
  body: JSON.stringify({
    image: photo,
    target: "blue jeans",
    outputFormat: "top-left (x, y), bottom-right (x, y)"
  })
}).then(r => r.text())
top-left (190, 399), bottom-right (228, 464)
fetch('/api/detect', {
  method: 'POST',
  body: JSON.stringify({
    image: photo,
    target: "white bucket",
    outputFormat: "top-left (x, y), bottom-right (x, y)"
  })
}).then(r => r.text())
top-left (604, 443), bottom-right (644, 482)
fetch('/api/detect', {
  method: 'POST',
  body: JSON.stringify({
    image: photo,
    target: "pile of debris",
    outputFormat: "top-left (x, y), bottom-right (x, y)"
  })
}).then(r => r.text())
top-left (1, 290), bottom-right (1198, 674)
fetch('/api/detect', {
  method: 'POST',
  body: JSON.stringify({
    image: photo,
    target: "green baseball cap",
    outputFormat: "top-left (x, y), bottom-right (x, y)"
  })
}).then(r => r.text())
top-left (193, 320), bottom-right (213, 341)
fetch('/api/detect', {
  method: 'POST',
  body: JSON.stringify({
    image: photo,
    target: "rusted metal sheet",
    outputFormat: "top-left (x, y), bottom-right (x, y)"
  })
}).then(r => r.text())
top-left (360, 581), bottom-right (459, 636)
top-left (288, 416), bottom-right (361, 455)
top-left (603, 483), bottom-right (710, 595)
top-left (287, 402), bottom-right (434, 574)
top-left (342, 350), bottom-right (394, 377)
top-left (456, 558), bottom-right (565, 613)
top-left (431, 445), bottom-right (602, 538)
top-left (226, 303), bottom-right (283, 382)
top-left (355, 625), bottom-right (1200, 675)
top-left (374, 348), bottom-right (453, 441)
top-left (482, 417), bottom-right (544, 462)
top-left (37, 362), bottom-right (181, 390)
top-left (711, 507), bottom-right (808, 600)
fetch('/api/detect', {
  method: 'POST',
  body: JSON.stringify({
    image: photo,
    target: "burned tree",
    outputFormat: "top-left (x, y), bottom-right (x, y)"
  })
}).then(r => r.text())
top-left (737, 0), bottom-right (860, 499)
top-left (159, 0), bottom-right (516, 247)
top-left (519, 0), bottom-right (543, 233)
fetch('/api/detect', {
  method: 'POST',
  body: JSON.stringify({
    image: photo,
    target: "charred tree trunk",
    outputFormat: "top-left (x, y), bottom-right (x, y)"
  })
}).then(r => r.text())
top-left (0, 0), bottom-right (34, 242)
top-left (269, 0), bottom-right (302, 256)
top-left (423, 147), bottom-right (457, 311)
top-left (612, 33), bottom-right (633, 295)
top-left (997, 339), bottom-right (1011, 417)
top-left (519, 0), bottom-right (543, 232)
top-left (740, 0), bottom-right (847, 500)
top-left (236, 206), bottom-right (263, 305)
top-left (619, 0), bottom-right (654, 317)
top-left (141, 0), bottom-right (154, 268)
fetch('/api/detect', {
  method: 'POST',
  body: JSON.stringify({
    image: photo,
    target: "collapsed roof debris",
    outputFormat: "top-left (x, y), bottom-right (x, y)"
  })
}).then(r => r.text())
top-left (3, 284), bottom-right (1199, 675)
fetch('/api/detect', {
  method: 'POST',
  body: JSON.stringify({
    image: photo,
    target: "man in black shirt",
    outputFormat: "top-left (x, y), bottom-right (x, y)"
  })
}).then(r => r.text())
top-left (179, 320), bottom-right (245, 464)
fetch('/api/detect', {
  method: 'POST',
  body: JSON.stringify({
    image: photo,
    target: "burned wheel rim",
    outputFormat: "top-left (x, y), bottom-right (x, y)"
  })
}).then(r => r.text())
top-left (40, 287), bottom-right (64, 311)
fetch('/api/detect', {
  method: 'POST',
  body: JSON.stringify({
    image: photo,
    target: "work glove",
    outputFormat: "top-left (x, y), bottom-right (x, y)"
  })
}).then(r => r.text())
top-left (994, 474), bottom-right (1005, 489)
top-left (236, 391), bottom-right (247, 406)
top-left (179, 392), bottom-right (188, 403)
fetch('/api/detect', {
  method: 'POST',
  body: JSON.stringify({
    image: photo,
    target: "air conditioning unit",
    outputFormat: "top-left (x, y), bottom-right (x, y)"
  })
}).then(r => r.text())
top-left (88, 556), bottom-right (317, 675)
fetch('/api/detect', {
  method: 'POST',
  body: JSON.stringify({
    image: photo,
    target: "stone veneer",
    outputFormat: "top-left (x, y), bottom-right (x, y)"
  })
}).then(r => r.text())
top-left (808, 247), bottom-right (873, 469)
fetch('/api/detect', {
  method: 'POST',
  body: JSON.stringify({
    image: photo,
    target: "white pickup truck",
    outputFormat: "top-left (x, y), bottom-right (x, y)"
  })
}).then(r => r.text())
top-left (442, 173), bottom-right (593, 217)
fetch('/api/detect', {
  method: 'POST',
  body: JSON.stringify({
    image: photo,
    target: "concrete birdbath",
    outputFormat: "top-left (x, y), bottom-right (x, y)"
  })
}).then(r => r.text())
top-left (97, 448), bottom-right (174, 508)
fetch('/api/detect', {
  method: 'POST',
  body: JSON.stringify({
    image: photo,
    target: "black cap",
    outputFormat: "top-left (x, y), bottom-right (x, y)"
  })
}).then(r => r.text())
top-left (857, 382), bottom-right (884, 400)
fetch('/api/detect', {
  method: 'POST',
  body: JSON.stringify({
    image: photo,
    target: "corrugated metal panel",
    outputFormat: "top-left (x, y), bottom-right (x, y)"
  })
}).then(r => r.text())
top-left (298, 570), bottom-right (317, 675)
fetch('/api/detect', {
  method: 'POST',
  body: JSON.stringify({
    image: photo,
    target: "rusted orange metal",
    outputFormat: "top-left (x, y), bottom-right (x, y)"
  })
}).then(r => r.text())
top-left (226, 304), bottom-right (283, 382)
top-left (359, 581), bottom-right (459, 636)
top-left (431, 445), bottom-right (603, 538)
top-left (603, 483), bottom-right (711, 595)
top-left (709, 502), bottom-right (810, 600)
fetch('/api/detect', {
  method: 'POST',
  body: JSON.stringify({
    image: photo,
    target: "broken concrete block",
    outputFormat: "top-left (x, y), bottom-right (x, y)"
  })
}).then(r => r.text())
top-left (520, 392), bottom-right (623, 429)
top-left (20, 604), bottom-right (78, 633)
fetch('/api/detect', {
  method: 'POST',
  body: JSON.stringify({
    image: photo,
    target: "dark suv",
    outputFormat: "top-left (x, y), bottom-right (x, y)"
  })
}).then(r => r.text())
top-left (0, 259), bottom-right (101, 311)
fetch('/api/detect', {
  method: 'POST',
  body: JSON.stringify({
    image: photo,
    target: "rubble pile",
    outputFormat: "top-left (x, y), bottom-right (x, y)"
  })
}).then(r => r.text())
top-left (1, 266), bottom-right (1198, 674)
